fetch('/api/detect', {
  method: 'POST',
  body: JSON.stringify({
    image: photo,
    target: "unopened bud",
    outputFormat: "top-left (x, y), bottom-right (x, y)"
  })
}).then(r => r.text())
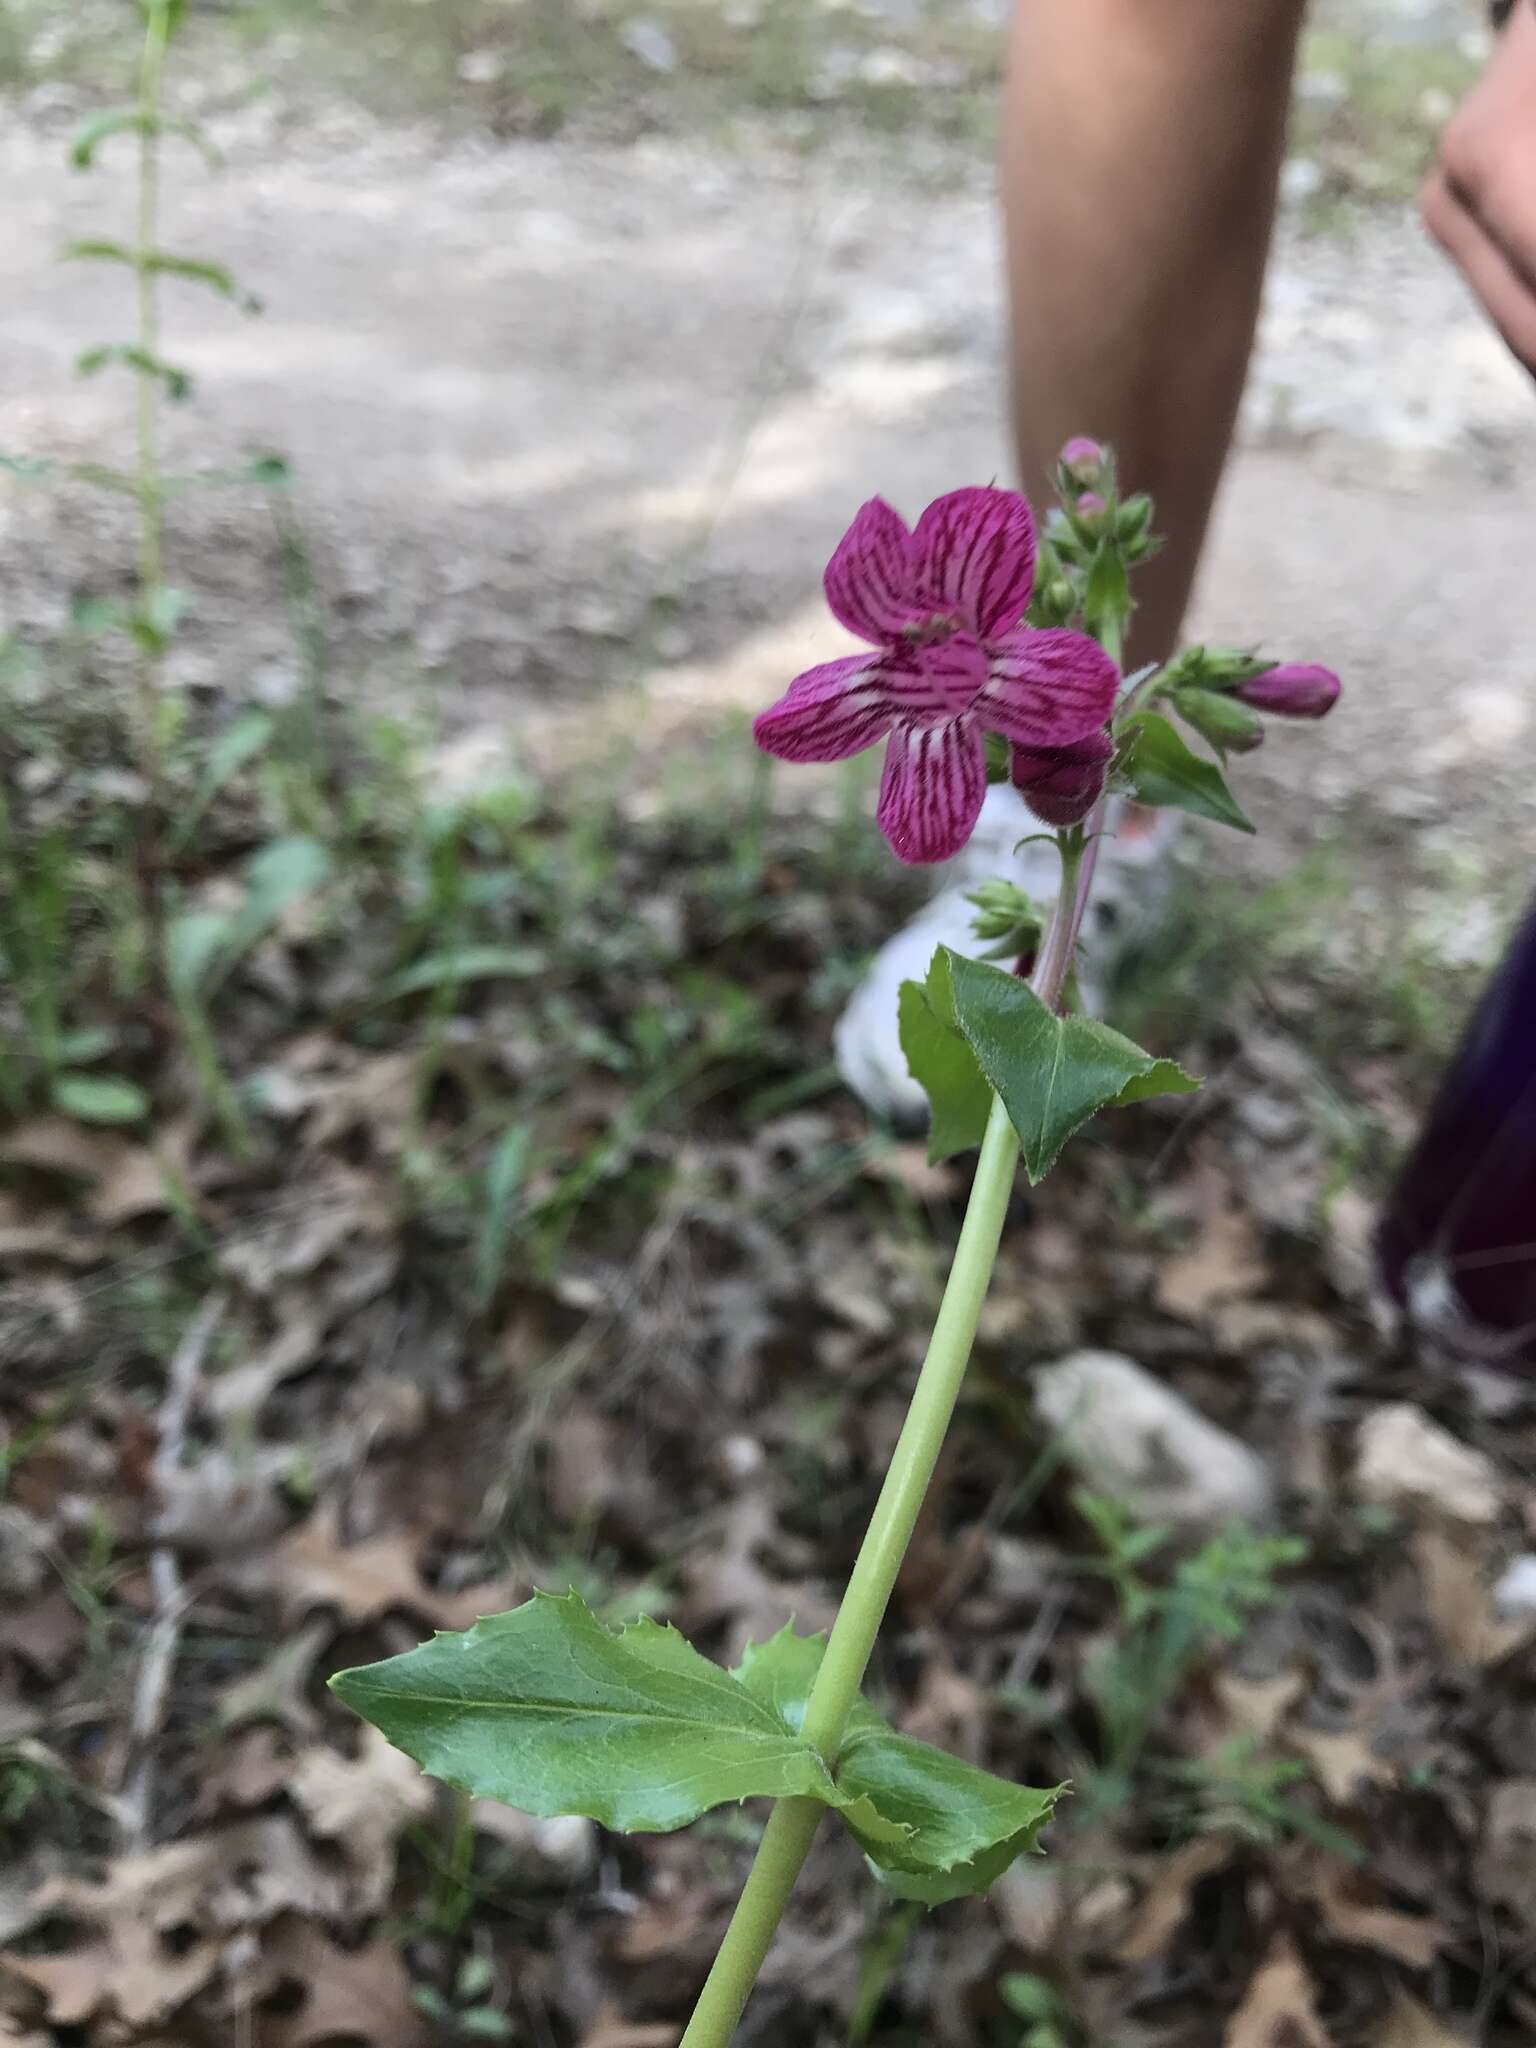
top-left (1058, 437), bottom-right (1107, 491)
top-left (1172, 686), bottom-right (1265, 753)
top-left (1011, 732), bottom-right (1113, 829)
top-left (1072, 492), bottom-right (1109, 542)
top-left (1115, 494), bottom-right (1152, 544)
top-left (967, 877), bottom-right (1045, 948)
top-left (1234, 663), bottom-right (1341, 719)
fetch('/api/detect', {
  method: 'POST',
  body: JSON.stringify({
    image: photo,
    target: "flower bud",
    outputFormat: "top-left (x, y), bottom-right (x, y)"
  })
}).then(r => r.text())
top-left (1172, 686), bottom-right (1265, 753)
top-left (1011, 731), bottom-right (1113, 829)
top-left (1115, 494), bottom-right (1153, 544)
top-left (1058, 437), bottom-right (1106, 491)
top-left (1071, 492), bottom-right (1109, 543)
top-left (967, 878), bottom-right (1045, 952)
top-left (1234, 663), bottom-right (1341, 719)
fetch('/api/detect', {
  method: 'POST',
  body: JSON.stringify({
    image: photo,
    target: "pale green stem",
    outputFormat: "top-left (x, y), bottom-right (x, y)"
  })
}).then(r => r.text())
top-left (135, 2), bottom-right (170, 801)
top-left (678, 561), bottom-right (1132, 2048)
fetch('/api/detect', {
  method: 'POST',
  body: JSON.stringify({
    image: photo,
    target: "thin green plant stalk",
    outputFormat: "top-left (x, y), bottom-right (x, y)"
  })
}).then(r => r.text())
top-left (678, 827), bottom-right (1095, 2048)
top-left (678, 561), bottom-right (1132, 2048)
top-left (134, 0), bottom-right (171, 812)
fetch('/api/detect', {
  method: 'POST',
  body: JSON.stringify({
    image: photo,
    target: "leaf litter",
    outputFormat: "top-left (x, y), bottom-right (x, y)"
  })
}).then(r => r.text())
top-left (4, 754), bottom-right (1536, 2046)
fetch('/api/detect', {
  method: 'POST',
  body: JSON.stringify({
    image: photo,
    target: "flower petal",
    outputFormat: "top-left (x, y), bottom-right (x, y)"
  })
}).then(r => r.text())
top-left (823, 497), bottom-right (919, 644)
top-left (982, 627), bottom-right (1120, 748)
top-left (753, 655), bottom-right (893, 763)
top-left (911, 487), bottom-right (1038, 639)
top-left (880, 631), bottom-right (988, 727)
top-left (876, 719), bottom-right (986, 864)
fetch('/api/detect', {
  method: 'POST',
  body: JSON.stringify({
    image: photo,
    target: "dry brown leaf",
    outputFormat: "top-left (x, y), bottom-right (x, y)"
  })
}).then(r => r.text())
top-left (216, 1619), bottom-right (329, 1738)
top-left (237, 1504), bottom-right (518, 1629)
top-left (1355, 1406), bottom-right (1502, 1528)
top-left (0, 1116), bottom-right (193, 1228)
top-left (1225, 1936), bottom-right (1332, 2048)
top-left (0, 1589), bottom-right (86, 1680)
top-left (0, 1942), bottom-right (127, 2029)
top-left (579, 2009), bottom-right (678, 2048)
top-left (862, 1142), bottom-right (959, 1200)
top-left (0, 1817), bottom-right (339, 2027)
top-left (1308, 1860), bottom-right (1445, 1968)
top-left (288, 1727), bottom-right (435, 1916)
top-left (1288, 1724), bottom-right (1395, 1805)
top-left (1371, 1994), bottom-right (1473, 2047)
top-left (262, 1916), bottom-right (431, 2048)
top-left (193, 1726), bottom-right (293, 1818)
top-left (1413, 1529), bottom-right (1532, 1668)
top-left (1474, 1778), bottom-right (1536, 1912)
top-left (1155, 1203), bottom-right (1264, 1320)
top-left (1117, 1836), bottom-right (1237, 1965)
top-left (1212, 1667), bottom-right (1308, 1748)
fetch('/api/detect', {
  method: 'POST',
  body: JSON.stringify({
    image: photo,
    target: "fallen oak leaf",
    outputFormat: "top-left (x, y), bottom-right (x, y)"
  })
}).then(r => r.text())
top-left (1116, 1835), bottom-right (1237, 1965)
top-left (288, 1727), bottom-right (435, 1916)
top-left (261, 1916), bottom-right (431, 2048)
top-left (1225, 1935), bottom-right (1332, 2048)
top-left (1307, 1859), bottom-right (1445, 1969)
top-left (1372, 1995), bottom-right (1475, 2047)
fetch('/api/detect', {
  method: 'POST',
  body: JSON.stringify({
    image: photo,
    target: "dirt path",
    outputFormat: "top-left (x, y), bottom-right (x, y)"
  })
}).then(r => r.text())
top-left (1, 105), bottom-right (1533, 859)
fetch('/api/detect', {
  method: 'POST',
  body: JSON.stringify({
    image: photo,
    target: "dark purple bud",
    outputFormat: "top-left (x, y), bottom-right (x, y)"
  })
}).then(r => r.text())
top-left (1377, 894), bottom-right (1536, 1370)
top-left (1010, 730), bottom-right (1113, 829)
top-left (1234, 663), bottom-right (1341, 718)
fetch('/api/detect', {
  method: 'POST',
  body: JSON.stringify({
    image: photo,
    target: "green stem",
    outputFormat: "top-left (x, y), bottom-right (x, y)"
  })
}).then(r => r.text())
top-left (680, 1091), bottom-right (1021, 2048)
top-left (678, 565), bottom-right (1136, 2048)
top-left (135, 1), bottom-right (170, 804)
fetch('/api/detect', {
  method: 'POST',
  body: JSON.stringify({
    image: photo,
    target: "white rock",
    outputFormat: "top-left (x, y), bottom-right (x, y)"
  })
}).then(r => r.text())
top-left (620, 18), bottom-right (678, 71)
top-left (1032, 1350), bottom-right (1273, 1530)
top-left (472, 1802), bottom-right (597, 1881)
top-left (1354, 1403), bottom-right (1503, 1527)
top-left (1281, 158), bottom-right (1325, 205)
top-left (1494, 1555), bottom-right (1536, 1622)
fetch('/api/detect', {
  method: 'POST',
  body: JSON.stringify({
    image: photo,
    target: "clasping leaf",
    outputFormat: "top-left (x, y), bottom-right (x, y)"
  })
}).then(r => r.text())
top-left (898, 947), bottom-right (1198, 1182)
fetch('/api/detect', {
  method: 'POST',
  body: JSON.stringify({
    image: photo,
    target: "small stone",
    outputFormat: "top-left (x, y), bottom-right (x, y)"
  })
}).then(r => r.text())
top-left (1354, 1403), bottom-right (1503, 1528)
top-left (1032, 1350), bottom-right (1273, 1530)
top-left (1281, 158), bottom-right (1325, 205)
top-left (1494, 1556), bottom-right (1536, 1622)
top-left (720, 1435), bottom-right (766, 1481)
top-left (457, 48), bottom-right (506, 84)
top-left (620, 18), bottom-right (678, 71)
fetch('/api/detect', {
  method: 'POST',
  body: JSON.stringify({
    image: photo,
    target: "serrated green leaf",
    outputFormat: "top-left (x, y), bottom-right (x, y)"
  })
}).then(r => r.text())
top-left (733, 1627), bottom-right (1062, 1900)
top-left (331, 1593), bottom-right (847, 1834)
top-left (941, 949), bottom-right (1199, 1183)
top-left (50, 1073), bottom-right (150, 1125)
top-left (76, 344), bottom-right (193, 401)
top-left (838, 1715), bottom-right (1061, 1903)
top-left (1121, 712), bottom-right (1254, 833)
top-left (897, 953), bottom-right (993, 1162)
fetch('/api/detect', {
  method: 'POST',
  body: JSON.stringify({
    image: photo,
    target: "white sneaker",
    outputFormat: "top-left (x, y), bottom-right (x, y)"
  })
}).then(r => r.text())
top-left (833, 786), bottom-right (1178, 1127)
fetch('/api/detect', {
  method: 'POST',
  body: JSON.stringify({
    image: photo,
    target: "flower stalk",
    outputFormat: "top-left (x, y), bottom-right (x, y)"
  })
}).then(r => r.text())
top-left (678, 607), bottom-right (1124, 2048)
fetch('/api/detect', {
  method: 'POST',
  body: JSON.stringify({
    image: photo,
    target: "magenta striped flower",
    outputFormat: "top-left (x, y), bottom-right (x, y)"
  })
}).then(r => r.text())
top-left (753, 488), bottom-right (1120, 863)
